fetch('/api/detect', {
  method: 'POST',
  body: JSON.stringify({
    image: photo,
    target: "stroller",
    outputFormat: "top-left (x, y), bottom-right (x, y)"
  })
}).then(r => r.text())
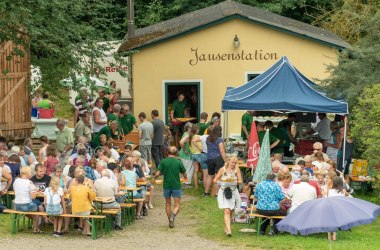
top-left (233, 193), bottom-right (250, 223)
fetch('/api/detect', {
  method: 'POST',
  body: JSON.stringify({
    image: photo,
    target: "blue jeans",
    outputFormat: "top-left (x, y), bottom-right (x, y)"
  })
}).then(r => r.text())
top-left (164, 189), bottom-right (182, 199)
top-left (192, 153), bottom-right (208, 170)
top-left (15, 201), bottom-right (38, 212)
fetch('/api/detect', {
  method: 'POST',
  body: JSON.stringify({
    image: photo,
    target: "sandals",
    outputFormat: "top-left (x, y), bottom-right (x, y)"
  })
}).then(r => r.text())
top-left (33, 228), bottom-right (43, 234)
top-left (135, 215), bottom-right (143, 220)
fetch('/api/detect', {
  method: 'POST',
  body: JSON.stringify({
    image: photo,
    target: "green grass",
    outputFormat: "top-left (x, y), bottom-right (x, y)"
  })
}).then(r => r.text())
top-left (182, 189), bottom-right (380, 250)
top-left (50, 87), bottom-right (74, 121)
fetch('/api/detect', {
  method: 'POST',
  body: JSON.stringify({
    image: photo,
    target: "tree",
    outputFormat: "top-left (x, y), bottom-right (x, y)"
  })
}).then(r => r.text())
top-left (320, 12), bottom-right (380, 106)
top-left (313, 0), bottom-right (379, 45)
top-left (351, 84), bottom-right (380, 165)
top-left (0, 0), bottom-right (130, 93)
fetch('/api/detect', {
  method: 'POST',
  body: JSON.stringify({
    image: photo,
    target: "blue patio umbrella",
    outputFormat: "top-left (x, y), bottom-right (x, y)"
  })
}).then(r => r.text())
top-left (277, 196), bottom-right (380, 249)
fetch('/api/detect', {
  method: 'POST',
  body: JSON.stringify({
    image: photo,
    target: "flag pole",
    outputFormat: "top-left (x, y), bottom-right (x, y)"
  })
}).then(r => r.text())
top-left (341, 116), bottom-right (348, 177)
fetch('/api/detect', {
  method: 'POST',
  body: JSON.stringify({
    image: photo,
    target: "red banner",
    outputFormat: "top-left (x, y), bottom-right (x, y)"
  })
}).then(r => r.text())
top-left (247, 121), bottom-right (260, 167)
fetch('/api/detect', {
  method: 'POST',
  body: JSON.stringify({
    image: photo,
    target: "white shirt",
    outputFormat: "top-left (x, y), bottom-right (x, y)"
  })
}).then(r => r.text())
top-left (313, 117), bottom-right (331, 140)
top-left (95, 169), bottom-right (118, 184)
top-left (94, 177), bottom-right (118, 202)
top-left (327, 189), bottom-right (346, 197)
top-left (110, 148), bottom-right (120, 161)
top-left (92, 106), bottom-right (107, 133)
top-left (44, 187), bottom-right (64, 205)
top-left (200, 135), bottom-right (209, 153)
top-left (287, 182), bottom-right (317, 213)
top-left (14, 178), bottom-right (36, 204)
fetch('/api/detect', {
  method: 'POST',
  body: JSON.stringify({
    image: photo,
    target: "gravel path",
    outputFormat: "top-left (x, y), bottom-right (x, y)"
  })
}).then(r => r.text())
top-left (0, 187), bottom-right (235, 250)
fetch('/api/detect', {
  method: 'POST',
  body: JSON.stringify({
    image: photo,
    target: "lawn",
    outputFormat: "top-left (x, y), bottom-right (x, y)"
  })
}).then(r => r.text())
top-left (182, 188), bottom-right (380, 250)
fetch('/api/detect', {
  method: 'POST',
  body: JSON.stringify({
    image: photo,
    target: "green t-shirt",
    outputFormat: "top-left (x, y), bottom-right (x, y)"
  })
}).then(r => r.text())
top-left (119, 114), bottom-right (136, 134)
top-left (197, 122), bottom-right (209, 136)
top-left (241, 112), bottom-right (254, 140)
top-left (102, 97), bottom-right (110, 113)
top-left (37, 99), bottom-right (51, 109)
top-left (91, 126), bottom-right (119, 148)
top-left (179, 132), bottom-right (192, 160)
top-left (158, 157), bottom-right (186, 190)
top-left (270, 127), bottom-right (284, 153)
top-left (108, 113), bottom-right (119, 124)
top-left (172, 99), bottom-right (189, 118)
top-left (258, 131), bottom-right (279, 146)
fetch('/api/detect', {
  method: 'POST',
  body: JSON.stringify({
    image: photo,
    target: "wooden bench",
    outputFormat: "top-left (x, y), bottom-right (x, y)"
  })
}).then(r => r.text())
top-left (120, 203), bottom-right (136, 225)
top-left (248, 213), bottom-right (285, 236)
top-left (3, 209), bottom-right (106, 240)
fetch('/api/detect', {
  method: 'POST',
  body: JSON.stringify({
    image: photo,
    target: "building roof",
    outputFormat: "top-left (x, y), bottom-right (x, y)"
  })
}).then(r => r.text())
top-left (118, 0), bottom-right (350, 52)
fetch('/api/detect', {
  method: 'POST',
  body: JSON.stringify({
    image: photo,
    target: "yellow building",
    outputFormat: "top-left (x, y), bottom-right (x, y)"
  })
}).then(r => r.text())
top-left (118, 0), bottom-right (349, 135)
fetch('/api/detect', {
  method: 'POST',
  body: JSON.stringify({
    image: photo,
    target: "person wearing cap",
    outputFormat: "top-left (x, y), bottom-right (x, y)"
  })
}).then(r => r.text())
top-left (241, 111), bottom-right (255, 141)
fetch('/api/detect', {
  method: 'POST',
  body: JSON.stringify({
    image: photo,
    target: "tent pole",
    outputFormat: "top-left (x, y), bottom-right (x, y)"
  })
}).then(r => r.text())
top-left (341, 116), bottom-right (348, 177)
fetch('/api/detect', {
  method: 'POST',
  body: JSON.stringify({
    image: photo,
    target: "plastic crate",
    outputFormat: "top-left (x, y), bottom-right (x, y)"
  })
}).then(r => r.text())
top-left (38, 108), bottom-right (55, 119)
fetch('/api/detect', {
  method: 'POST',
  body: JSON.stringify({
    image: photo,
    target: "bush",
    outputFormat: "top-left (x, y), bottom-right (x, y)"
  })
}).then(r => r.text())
top-left (351, 84), bottom-right (380, 166)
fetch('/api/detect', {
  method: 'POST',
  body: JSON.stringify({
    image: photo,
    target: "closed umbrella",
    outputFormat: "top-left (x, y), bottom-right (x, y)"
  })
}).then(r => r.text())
top-left (252, 129), bottom-right (271, 182)
top-left (277, 196), bottom-right (380, 249)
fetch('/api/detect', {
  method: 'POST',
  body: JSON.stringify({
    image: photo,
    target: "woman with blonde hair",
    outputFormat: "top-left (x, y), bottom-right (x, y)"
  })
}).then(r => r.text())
top-left (69, 173), bottom-right (96, 236)
top-left (44, 176), bottom-right (66, 237)
top-left (213, 156), bottom-right (242, 237)
top-left (13, 166), bottom-right (42, 233)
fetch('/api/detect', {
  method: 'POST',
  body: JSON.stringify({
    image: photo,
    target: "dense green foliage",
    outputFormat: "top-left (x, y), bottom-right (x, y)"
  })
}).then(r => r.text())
top-left (351, 84), bottom-right (380, 165)
top-left (134, 0), bottom-right (338, 28)
top-left (321, 12), bottom-right (380, 106)
top-left (0, 0), bottom-right (130, 93)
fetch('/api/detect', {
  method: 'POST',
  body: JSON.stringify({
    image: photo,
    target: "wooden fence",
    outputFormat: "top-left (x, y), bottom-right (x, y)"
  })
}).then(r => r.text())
top-left (0, 41), bottom-right (33, 140)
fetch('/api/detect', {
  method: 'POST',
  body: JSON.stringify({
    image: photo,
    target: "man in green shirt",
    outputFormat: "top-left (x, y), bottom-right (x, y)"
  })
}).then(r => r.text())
top-left (170, 92), bottom-right (190, 148)
top-left (120, 104), bottom-right (138, 134)
top-left (153, 146), bottom-right (187, 228)
top-left (98, 89), bottom-right (110, 114)
top-left (241, 111), bottom-right (254, 140)
top-left (197, 112), bottom-right (209, 135)
top-left (107, 104), bottom-right (121, 124)
top-left (264, 120), bottom-right (284, 154)
top-left (257, 123), bottom-right (280, 150)
top-left (91, 120), bottom-right (120, 149)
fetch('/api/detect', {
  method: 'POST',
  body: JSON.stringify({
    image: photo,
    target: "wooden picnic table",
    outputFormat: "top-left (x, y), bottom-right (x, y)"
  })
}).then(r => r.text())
top-left (349, 175), bottom-right (375, 193)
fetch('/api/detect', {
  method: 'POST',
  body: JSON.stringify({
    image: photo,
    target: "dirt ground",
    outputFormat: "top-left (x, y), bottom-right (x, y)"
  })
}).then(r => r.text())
top-left (0, 187), bottom-right (235, 250)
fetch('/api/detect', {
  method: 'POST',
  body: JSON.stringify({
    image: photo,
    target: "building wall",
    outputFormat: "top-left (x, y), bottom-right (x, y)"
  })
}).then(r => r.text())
top-left (132, 18), bottom-right (339, 135)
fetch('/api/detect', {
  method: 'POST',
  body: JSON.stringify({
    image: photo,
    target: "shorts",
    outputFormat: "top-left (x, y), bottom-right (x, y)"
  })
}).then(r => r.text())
top-left (192, 153), bottom-right (208, 170)
top-left (74, 211), bottom-right (91, 216)
top-left (207, 156), bottom-right (224, 175)
top-left (172, 124), bottom-right (183, 133)
top-left (138, 186), bottom-right (147, 196)
top-left (15, 201), bottom-right (38, 212)
top-left (163, 189), bottom-right (182, 199)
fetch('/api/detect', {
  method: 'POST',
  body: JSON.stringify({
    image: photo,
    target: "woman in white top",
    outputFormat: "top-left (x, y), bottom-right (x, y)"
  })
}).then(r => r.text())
top-left (13, 166), bottom-right (42, 233)
top-left (213, 156), bottom-right (242, 237)
top-left (92, 97), bottom-right (108, 133)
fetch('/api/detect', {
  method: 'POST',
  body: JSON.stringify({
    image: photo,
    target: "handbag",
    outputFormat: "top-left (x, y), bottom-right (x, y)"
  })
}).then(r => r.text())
top-left (46, 188), bottom-right (63, 216)
top-left (224, 187), bottom-right (233, 199)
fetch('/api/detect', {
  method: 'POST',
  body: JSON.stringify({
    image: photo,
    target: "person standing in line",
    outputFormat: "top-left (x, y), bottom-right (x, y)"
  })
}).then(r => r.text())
top-left (98, 89), bottom-right (110, 115)
top-left (153, 146), bottom-right (187, 228)
top-left (197, 112), bottom-right (209, 136)
top-left (92, 97), bottom-right (108, 135)
top-left (56, 119), bottom-right (74, 163)
top-left (138, 112), bottom-right (154, 164)
top-left (151, 110), bottom-right (165, 167)
top-left (241, 111), bottom-right (254, 141)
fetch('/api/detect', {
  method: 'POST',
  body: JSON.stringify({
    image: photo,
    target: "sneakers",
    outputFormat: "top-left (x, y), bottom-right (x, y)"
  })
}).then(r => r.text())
top-left (203, 193), bottom-right (210, 197)
top-left (148, 203), bottom-right (154, 209)
top-left (53, 231), bottom-right (63, 237)
top-left (169, 217), bottom-right (175, 228)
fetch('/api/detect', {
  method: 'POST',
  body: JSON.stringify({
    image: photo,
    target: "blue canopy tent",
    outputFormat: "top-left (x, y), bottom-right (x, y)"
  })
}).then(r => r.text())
top-left (222, 56), bottom-right (348, 114)
top-left (221, 56), bottom-right (349, 171)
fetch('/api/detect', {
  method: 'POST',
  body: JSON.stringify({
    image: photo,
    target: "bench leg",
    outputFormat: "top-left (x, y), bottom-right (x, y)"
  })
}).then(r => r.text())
top-left (90, 218), bottom-right (96, 240)
top-left (11, 214), bottom-right (17, 234)
top-left (255, 217), bottom-right (261, 236)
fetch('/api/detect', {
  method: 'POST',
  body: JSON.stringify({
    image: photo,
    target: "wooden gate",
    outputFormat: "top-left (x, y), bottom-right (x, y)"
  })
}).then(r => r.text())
top-left (0, 41), bottom-right (33, 140)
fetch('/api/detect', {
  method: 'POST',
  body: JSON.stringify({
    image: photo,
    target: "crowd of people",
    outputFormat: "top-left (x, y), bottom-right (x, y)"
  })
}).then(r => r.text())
top-left (0, 83), bottom-right (360, 240)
